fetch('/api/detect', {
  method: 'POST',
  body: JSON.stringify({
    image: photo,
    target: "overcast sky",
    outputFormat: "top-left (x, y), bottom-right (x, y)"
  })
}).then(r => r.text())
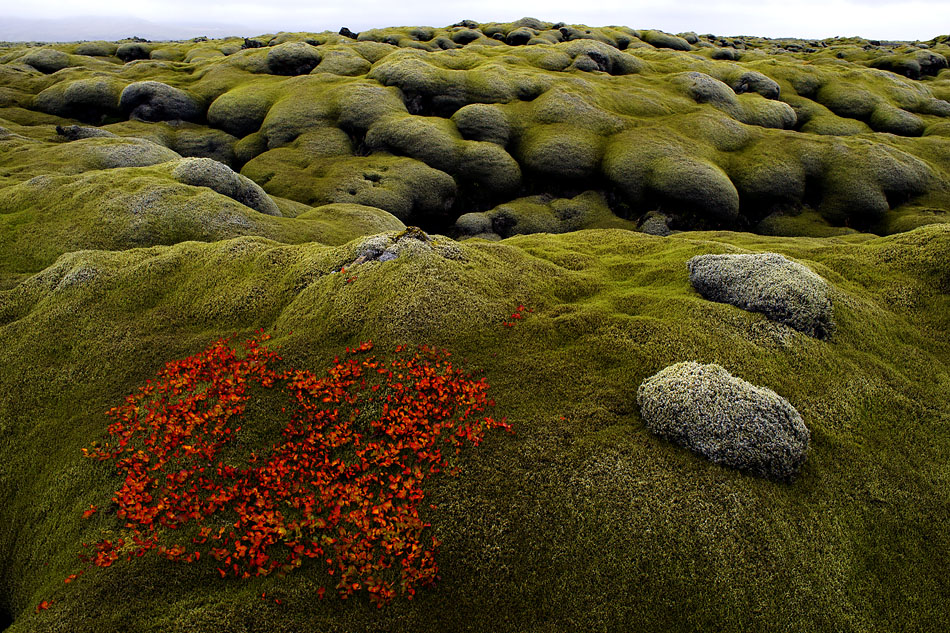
top-left (4, 0), bottom-right (949, 42)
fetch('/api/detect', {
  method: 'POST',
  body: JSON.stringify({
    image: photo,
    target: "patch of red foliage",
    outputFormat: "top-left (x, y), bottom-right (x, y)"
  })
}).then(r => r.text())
top-left (502, 304), bottom-right (533, 328)
top-left (78, 333), bottom-right (511, 607)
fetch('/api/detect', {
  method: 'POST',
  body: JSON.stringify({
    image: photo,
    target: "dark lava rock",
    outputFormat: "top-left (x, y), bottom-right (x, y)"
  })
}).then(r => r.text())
top-left (56, 125), bottom-right (117, 140)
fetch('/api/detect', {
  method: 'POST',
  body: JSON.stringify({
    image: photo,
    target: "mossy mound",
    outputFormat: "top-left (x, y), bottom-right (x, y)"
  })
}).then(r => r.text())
top-left (168, 157), bottom-right (281, 216)
top-left (0, 161), bottom-right (406, 287)
top-left (455, 190), bottom-right (636, 238)
top-left (32, 77), bottom-right (127, 124)
top-left (118, 81), bottom-right (203, 122)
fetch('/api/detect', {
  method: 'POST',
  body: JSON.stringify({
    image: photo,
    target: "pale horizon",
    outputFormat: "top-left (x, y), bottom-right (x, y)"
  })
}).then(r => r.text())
top-left (2, 0), bottom-right (949, 43)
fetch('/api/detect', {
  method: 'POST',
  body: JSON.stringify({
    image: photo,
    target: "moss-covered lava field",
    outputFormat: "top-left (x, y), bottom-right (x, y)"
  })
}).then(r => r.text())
top-left (1, 17), bottom-right (949, 632)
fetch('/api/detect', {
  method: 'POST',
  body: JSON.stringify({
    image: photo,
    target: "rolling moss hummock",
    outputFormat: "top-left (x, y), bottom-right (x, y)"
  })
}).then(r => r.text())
top-left (1, 19), bottom-right (950, 633)
top-left (2, 22), bottom-right (950, 234)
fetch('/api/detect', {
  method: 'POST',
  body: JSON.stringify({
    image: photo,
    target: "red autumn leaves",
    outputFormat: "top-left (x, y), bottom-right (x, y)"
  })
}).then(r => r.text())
top-left (502, 304), bottom-right (532, 328)
top-left (77, 333), bottom-right (511, 607)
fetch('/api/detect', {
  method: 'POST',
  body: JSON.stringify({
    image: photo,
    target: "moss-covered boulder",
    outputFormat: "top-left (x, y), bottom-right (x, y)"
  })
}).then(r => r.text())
top-left (21, 48), bottom-right (71, 74)
top-left (311, 50), bottom-right (371, 76)
top-left (640, 30), bottom-right (693, 51)
top-left (33, 77), bottom-right (126, 124)
top-left (115, 42), bottom-right (152, 62)
top-left (74, 41), bottom-right (118, 57)
top-left (118, 81), bottom-right (203, 123)
top-left (56, 124), bottom-right (118, 140)
top-left (451, 103), bottom-right (512, 145)
top-left (266, 42), bottom-right (322, 75)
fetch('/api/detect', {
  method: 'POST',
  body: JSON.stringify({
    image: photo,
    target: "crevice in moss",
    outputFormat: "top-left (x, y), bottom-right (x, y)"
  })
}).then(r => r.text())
top-left (0, 605), bottom-right (11, 631)
top-left (343, 130), bottom-right (371, 157)
top-left (400, 91), bottom-right (465, 118)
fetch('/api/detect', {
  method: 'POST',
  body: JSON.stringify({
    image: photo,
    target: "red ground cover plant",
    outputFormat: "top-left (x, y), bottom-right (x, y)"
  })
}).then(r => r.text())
top-left (78, 333), bottom-right (511, 607)
top-left (502, 304), bottom-right (532, 328)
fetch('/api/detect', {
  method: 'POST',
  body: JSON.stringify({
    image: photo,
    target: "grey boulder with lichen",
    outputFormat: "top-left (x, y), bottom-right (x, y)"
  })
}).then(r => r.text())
top-left (637, 362), bottom-right (810, 482)
top-left (687, 252), bottom-right (834, 339)
top-left (171, 157), bottom-right (281, 216)
top-left (349, 226), bottom-right (465, 266)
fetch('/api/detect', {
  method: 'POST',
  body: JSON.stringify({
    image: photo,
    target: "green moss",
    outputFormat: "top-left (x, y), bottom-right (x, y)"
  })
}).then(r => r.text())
top-left (0, 161), bottom-right (418, 286)
top-left (115, 42), bottom-right (152, 63)
top-left (1, 224), bottom-right (949, 631)
top-left (73, 41), bottom-right (118, 57)
top-left (266, 42), bottom-right (322, 76)
top-left (20, 48), bottom-right (71, 74)
top-left (451, 103), bottom-right (512, 145)
top-left (648, 155), bottom-right (740, 223)
top-left (0, 136), bottom-right (181, 184)
top-left (32, 76), bottom-right (127, 124)
top-left (461, 190), bottom-right (636, 238)
top-left (365, 113), bottom-right (462, 173)
top-left (3, 30), bottom-right (950, 629)
top-left (102, 120), bottom-right (240, 167)
top-left (640, 30), bottom-right (692, 51)
top-left (516, 123), bottom-right (605, 180)
top-left (206, 80), bottom-right (283, 137)
top-left (868, 104), bottom-right (926, 136)
top-left (311, 49), bottom-right (372, 76)
top-left (241, 151), bottom-right (456, 219)
top-left (755, 209), bottom-right (859, 237)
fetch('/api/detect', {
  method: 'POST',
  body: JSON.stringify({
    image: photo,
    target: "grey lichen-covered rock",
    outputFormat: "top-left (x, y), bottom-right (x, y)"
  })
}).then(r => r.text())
top-left (119, 81), bottom-right (202, 123)
top-left (171, 157), bottom-right (281, 216)
top-left (639, 210), bottom-right (672, 236)
top-left (56, 125), bottom-right (117, 140)
top-left (349, 226), bottom-right (464, 266)
top-left (637, 362), bottom-right (810, 482)
top-left (687, 252), bottom-right (835, 339)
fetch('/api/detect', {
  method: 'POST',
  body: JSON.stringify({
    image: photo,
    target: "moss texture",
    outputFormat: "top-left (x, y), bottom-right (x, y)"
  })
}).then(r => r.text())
top-left (1, 20), bottom-right (950, 633)
top-left (3, 22), bottom-right (947, 234)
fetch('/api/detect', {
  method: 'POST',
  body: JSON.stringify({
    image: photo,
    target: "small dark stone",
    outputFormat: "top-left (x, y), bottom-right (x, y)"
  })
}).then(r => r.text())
top-left (339, 27), bottom-right (358, 39)
top-left (56, 125), bottom-right (117, 140)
